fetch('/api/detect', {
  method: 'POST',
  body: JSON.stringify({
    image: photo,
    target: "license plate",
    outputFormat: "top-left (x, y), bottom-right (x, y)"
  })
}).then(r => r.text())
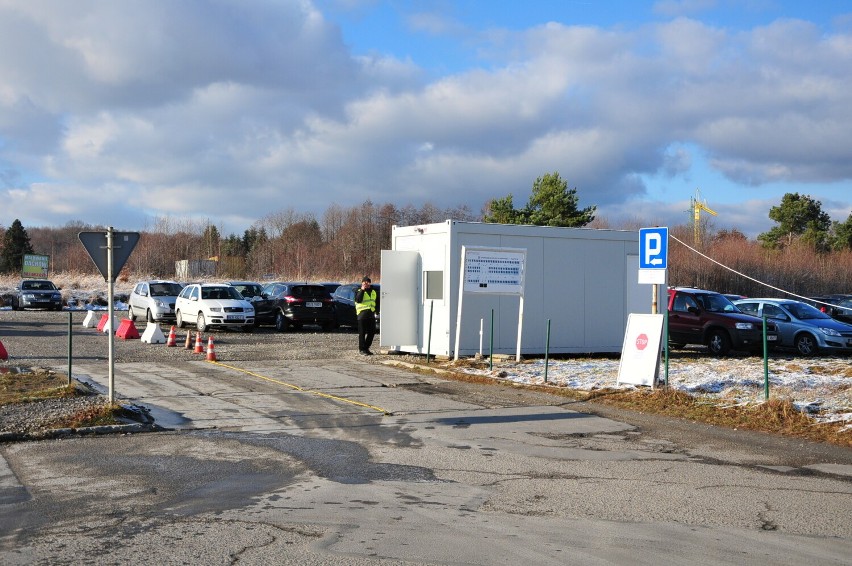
top-left (306, 302), bottom-right (322, 308)
top-left (226, 315), bottom-right (244, 321)
top-left (767, 335), bottom-right (777, 341)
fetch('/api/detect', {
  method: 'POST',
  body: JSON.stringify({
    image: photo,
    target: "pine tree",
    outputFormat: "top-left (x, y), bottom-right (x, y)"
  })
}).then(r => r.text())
top-left (0, 219), bottom-right (35, 274)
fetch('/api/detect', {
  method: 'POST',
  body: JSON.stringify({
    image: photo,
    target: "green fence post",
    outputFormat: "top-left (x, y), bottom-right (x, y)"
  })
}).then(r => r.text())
top-left (544, 319), bottom-right (551, 383)
top-left (489, 309), bottom-right (494, 372)
top-left (67, 311), bottom-right (73, 386)
top-left (763, 313), bottom-right (769, 401)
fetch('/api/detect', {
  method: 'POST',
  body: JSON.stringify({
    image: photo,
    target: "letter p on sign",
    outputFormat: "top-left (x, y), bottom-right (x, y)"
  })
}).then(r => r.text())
top-left (639, 227), bottom-right (668, 269)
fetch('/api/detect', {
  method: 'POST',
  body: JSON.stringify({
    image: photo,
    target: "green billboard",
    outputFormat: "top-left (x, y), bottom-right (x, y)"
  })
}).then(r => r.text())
top-left (22, 254), bottom-right (50, 278)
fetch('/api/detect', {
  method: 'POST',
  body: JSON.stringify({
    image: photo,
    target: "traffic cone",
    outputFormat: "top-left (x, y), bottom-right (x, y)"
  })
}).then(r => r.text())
top-left (166, 326), bottom-right (177, 347)
top-left (0, 340), bottom-right (7, 361)
top-left (206, 336), bottom-right (217, 361)
top-left (193, 332), bottom-right (204, 354)
top-left (184, 330), bottom-right (193, 349)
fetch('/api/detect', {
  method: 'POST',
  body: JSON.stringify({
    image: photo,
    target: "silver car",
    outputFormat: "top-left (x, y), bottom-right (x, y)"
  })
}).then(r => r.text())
top-left (128, 280), bottom-right (184, 323)
top-left (734, 298), bottom-right (852, 355)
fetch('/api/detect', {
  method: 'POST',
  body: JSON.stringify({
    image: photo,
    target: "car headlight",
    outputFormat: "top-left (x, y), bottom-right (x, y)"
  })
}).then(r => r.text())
top-left (819, 327), bottom-right (841, 337)
top-left (735, 322), bottom-right (754, 330)
top-left (245, 307), bottom-right (255, 314)
top-left (155, 300), bottom-right (168, 308)
top-left (23, 293), bottom-right (35, 299)
top-left (209, 307), bottom-right (222, 313)
top-left (52, 293), bottom-right (61, 300)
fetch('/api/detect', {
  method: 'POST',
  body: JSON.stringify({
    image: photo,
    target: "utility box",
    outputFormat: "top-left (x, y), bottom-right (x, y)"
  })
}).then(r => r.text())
top-left (380, 220), bottom-right (651, 357)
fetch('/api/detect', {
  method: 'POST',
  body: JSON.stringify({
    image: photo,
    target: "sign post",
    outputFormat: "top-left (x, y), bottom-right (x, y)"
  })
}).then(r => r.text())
top-left (636, 227), bottom-right (669, 387)
top-left (78, 228), bottom-right (140, 403)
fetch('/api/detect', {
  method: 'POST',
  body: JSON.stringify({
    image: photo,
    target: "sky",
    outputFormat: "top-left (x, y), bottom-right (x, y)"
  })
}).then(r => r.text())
top-left (1, 0), bottom-right (851, 239)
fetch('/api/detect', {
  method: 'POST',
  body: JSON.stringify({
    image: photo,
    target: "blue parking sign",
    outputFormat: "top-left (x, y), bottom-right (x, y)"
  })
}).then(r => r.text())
top-left (639, 227), bottom-right (668, 269)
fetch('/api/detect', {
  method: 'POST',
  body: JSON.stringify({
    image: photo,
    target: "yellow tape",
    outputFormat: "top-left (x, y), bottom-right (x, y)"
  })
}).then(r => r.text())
top-left (209, 360), bottom-right (391, 415)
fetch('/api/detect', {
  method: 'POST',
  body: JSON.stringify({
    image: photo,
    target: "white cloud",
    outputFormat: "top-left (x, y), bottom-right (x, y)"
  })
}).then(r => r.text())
top-left (0, 1), bottom-right (850, 239)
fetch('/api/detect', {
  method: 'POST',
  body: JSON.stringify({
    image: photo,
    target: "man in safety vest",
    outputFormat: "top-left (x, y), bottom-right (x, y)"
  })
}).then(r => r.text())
top-left (354, 276), bottom-right (379, 355)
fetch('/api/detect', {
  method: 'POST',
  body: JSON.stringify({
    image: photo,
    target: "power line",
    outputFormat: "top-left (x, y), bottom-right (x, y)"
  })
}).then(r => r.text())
top-left (669, 234), bottom-right (842, 310)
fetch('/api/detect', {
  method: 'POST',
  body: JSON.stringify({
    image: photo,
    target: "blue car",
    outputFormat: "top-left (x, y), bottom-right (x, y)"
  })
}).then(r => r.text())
top-left (734, 298), bottom-right (852, 356)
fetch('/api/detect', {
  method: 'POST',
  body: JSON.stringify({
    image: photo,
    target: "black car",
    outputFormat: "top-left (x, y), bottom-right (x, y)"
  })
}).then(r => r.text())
top-left (331, 283), bottom-right (380, 328)
top-left (261, 282), bottom-right (336, 331)
top-left (226, 281), bottom-right (277, 326)
top-left (11, 279), bottom-right (63, 311)
top-left (809, 294), bottom-right (852, 324)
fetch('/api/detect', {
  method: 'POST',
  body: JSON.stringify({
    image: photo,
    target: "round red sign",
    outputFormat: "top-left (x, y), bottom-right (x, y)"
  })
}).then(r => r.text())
top-left (635, 333), bottom-right (649, 350)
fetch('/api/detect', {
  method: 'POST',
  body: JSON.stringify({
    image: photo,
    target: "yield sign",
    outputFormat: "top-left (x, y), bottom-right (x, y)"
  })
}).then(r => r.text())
top-left (79, 229), bottom-right (140, 281)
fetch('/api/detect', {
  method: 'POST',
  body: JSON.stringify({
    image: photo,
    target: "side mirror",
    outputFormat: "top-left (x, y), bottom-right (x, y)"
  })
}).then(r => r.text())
top-left (687, 306), bottom-right (700, 315)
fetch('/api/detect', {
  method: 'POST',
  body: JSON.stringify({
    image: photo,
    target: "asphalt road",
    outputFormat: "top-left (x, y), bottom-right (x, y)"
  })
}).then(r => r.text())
top-left (1, 310), bottom-right (851, 565)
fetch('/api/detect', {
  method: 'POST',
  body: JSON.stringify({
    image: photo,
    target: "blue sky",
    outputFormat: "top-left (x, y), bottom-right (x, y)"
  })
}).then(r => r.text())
top-left (1, 0), bottom-right (850, 239)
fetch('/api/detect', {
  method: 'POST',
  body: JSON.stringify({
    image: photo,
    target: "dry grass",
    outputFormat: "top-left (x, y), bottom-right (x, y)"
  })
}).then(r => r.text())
top-left (0, 369), bottom-right (125, 428)
top-left (411, 361), bottom-right (851, 448)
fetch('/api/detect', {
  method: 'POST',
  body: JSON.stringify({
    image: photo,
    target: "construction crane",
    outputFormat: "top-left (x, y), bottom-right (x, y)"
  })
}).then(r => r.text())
top-left (690, 189), bottom-right (717, 245)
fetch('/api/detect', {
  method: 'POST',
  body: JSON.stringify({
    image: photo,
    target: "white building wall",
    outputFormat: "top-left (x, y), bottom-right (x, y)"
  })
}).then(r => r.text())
top-left (388, 221), bottom-right (650, 357)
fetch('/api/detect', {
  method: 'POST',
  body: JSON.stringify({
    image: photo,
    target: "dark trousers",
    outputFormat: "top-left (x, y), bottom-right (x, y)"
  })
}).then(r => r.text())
top-left (358, 312), bottom-right (376, 352)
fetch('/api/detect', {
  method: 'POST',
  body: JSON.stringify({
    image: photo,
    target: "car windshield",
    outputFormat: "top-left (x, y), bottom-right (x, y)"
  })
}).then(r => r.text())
top-left (202, 287), bottom-right (242, 300)
top-left (22, 280), bottom-right (57, 291)
top-left (696, 293), bottom-right (738, 313)
top-left (786, 302), bottom-right (831, 320)
top-left (232, 284), bottom-right (263, 298)
top-left (150, 283), bottom-right (183, 296)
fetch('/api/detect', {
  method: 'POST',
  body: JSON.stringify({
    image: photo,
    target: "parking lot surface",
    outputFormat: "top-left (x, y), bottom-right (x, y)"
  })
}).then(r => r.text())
top-left (1, 310), bottom-right (851, 564)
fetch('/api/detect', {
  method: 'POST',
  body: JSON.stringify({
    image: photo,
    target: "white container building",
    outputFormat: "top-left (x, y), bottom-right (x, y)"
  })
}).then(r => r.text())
top-left (380, 220), bottom-right (651, 358)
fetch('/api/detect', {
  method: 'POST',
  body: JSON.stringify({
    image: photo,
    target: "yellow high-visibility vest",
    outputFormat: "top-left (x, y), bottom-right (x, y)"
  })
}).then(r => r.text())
top-left (356, 289), bottom-right (377, 315)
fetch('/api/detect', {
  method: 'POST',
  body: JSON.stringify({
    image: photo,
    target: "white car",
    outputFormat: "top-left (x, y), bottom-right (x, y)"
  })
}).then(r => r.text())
top-left (128, 280), bottom-right (184, 322)
top-left (175, 283), bottom-right (255, 332)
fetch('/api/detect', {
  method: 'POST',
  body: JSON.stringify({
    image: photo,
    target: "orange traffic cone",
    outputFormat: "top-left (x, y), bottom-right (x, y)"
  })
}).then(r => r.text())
top-left (184, 330), bottom-right (192, 349)
top-left (206, 336), bottom-right (217, 361)
top-left (193, 331), bottom-right (204, 354)
top-left (166, 326), bottom-right (177, 347)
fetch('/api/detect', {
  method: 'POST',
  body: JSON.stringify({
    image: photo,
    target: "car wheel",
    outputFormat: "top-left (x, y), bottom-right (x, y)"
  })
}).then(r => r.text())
top-left (707, 330), bottom-right (731, 356)
top-left (147, 309), bottom-right (156, 323)
top-left (795, 333), bottom-right (818, 356)
top-left (128, 305), bottom-right (137, 321)
top-left (275, 312), bottom-right (288, 332)
top-left (176, 310), bottom-right (185, 328)
top-left (197, 313), bottom-right (207, 333)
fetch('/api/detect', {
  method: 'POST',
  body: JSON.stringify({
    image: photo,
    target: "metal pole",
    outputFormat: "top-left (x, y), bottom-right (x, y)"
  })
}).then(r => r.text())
top-left (763, 313), bottom-right (769, 401)
top-left (489, 308), bottom-right (494, 372)
top-left (67, 311), bottom-right (73, 386)
top-left (426, 301), bottom-right (433, 364)
top-left (479, 318), bottom-right (483, 357)
top-left (107, 227), bottom-right (115, 404)
top-left (544, 319), bottom-right (551, 383)
top-left (664, 302), bottom-right (669, 387)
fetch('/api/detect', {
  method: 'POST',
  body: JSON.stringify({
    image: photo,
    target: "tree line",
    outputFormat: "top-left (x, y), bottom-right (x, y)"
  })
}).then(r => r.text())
top-left (2, 173), bottom-right (851, 296)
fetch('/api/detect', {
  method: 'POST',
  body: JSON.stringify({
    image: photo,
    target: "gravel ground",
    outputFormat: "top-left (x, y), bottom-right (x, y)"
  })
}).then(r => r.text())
top-left (0, 309), bottom-right (373, 436)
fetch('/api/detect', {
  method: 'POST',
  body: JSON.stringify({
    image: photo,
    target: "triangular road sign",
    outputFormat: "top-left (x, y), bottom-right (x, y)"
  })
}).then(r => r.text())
top-left (79, 230), bottom-right (140, 281)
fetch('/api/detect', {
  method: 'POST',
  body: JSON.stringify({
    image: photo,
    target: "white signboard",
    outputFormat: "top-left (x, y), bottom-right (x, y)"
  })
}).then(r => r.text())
top-left (617, 313), bottom-right (664, 387)
top-left (463, 247), bottom-right (526, 295)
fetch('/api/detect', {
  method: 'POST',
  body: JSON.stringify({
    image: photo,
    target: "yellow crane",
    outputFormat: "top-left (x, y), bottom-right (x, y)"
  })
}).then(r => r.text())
top-left (690, 189), bottom-right (717, 245)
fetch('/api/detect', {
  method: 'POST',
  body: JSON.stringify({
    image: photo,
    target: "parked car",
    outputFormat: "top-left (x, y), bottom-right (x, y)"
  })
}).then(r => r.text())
top-left (734, 298), bottom-right (852, 356)
top-left (261, 282), bottom-right (336, 332)
top-left (11, 279), bottom-right (63, 311)
top-left (175, 283), bottom-right (255, 332)
top-left (319, 282), bottom-right (341, 295)
top-left (808, 294), bottom-right (852, 324)
top-left (667, 287), bottom-right (777, 355)
top-left (829, 296), bottom-right (852, 324)
top-left (128, 280), bottom-right (184, 322)
top-left (226, 281), bottom-right (276, 326)
top-left (332, 283), bottom-right (381, 329)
